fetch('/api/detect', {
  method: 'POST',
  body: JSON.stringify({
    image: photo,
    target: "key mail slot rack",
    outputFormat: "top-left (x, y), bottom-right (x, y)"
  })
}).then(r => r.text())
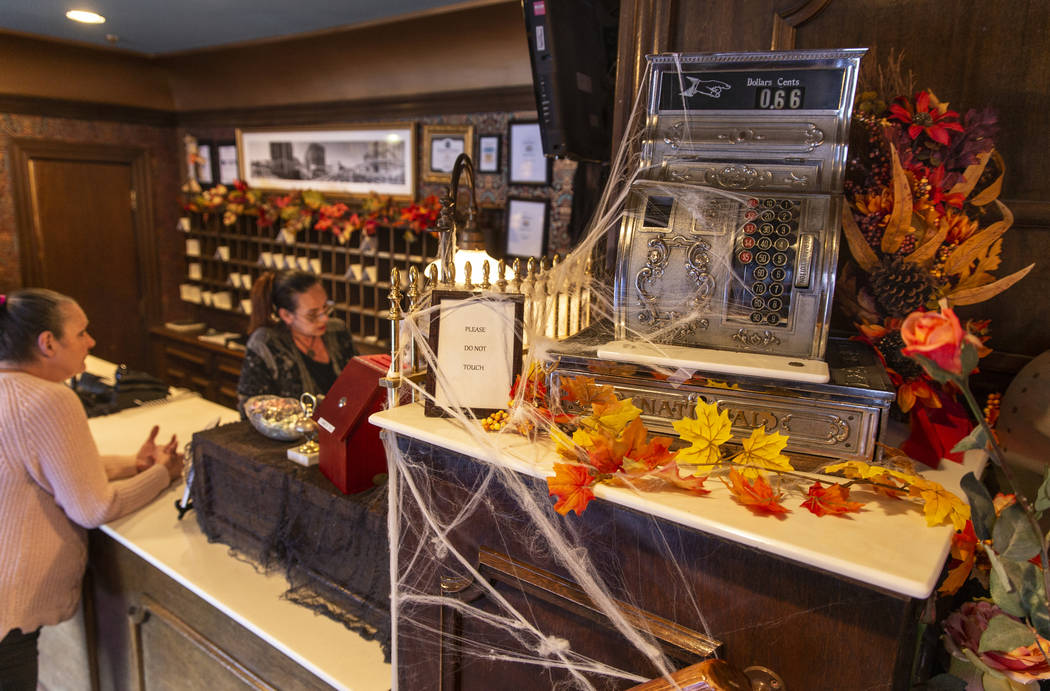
top-left (613, 50), bottom-right (865, 372)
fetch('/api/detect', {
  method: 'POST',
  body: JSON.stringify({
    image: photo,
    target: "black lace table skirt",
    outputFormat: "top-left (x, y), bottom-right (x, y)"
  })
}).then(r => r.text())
top-left (191, 422), bottom-right (391, 660)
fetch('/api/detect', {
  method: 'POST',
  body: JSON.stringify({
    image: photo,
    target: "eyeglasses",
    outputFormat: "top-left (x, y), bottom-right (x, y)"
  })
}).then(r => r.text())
top-left (299, 301), bottom-right (335, 324)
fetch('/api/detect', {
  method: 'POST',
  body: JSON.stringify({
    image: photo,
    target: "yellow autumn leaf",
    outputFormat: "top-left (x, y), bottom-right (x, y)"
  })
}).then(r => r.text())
top-left (673, 400), bottom-right (732, 474)
top-left (824, 460), bottom-right (883, 479)
top-left (550, 425), bottom-right (579, 458)
top-left (585, 398), bottom-right (641, 436)
top-left (733, 427), bottom-right (794, 480)
top-left (907, 477), bottom-right (970, 530)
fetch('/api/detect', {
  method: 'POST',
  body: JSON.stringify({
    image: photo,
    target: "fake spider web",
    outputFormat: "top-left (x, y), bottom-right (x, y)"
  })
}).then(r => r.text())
top-left (381, 58), bottom-right (828, 690)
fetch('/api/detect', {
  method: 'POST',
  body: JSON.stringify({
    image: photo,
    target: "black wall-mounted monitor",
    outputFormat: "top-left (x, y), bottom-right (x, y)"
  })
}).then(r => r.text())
top-left (521, 0), bottom-right (619, 162)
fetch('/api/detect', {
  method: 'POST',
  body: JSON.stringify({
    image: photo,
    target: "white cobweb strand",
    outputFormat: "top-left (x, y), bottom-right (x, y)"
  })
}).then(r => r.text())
top-left (385, 60), bottom-right (739, 689)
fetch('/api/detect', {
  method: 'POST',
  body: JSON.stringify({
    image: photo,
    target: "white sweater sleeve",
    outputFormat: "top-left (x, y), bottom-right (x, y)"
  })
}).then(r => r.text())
top-left (23, 383), bottom-right (169, 529)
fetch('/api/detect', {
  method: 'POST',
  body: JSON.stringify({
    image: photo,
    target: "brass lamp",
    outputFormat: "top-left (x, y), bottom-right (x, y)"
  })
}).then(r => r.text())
top-left (433, 153), bottom-right (504, 287)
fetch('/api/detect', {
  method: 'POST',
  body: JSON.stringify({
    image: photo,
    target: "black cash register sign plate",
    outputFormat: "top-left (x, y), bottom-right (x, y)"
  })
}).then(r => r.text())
top-left (657, 68), bottom-right (846, 111)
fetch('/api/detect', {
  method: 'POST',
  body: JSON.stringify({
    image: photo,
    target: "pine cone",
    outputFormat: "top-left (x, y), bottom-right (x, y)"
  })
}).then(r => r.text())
top-left (869, 257), bottom-right (934, 318)
top-left (876, 330), bottom-right (924, 379)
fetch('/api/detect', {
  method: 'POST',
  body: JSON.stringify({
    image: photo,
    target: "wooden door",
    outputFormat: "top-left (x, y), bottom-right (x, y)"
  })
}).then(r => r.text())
top-left (10, 141), bottom-right (159, 370)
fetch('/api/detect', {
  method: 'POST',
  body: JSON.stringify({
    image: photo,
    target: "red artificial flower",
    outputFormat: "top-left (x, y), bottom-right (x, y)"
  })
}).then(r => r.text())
top-left (900, 301), bottom-right (983, 375)
top-left (889, 91), bottom-right (965, 146)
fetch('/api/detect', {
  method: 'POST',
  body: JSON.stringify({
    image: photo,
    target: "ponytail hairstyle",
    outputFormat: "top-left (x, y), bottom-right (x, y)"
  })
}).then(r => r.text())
top-left (0, 288), bottom-right (75, 363)
top-left (247, 270), bottom-right (320, 334)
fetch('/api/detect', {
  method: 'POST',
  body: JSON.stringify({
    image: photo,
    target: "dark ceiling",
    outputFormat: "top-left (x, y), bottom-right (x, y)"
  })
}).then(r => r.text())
top-left (0, 0), bottom-right (501, 55)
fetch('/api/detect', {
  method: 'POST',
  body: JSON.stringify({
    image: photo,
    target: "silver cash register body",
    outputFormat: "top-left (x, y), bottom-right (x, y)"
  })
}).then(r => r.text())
top-left (550, 49), bottom-right (897, 465)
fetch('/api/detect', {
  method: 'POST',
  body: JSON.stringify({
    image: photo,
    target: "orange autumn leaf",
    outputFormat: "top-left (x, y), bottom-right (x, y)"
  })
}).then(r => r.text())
top-left (561, 376), bottom-right (618, 407)
top-left (723, 468), bottom-right (789, 516)
top-left (547, 463), bottom-right (597, 516)
top-left (801, 481), bottom-right (864, 517)
top-left (651, 461), bottom-right (710, 496)
top-left (938, 520), bottom-right (979, 595)
top-left (587, 398), bottom-right (642, 437)
top-left (628, 435), bottom-right (677, 471)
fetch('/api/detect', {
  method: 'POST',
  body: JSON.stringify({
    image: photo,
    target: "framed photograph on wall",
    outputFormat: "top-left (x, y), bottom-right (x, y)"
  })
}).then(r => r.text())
top-left (236, 123), bottom-right (416, 199)
top-left (424, 290), bottom-right (525, 417)
top-left (505, 197), bottom-right (548, 258)
top-left (422, 124), bottom-right (475, 184)
top-left (476, 134), bottom-right (502, 174)
top-left (508, 121), bottom-right (550, 185)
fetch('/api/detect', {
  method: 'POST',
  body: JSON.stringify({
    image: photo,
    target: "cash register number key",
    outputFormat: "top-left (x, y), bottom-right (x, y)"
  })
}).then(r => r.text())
top-left (735, 196), bottom-right (801, 328)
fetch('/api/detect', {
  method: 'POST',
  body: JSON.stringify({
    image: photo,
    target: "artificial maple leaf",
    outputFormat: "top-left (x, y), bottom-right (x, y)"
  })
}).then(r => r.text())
top-left (586, 398), bottom-right (642, 437)
top-left (673, 400), bottom-right (732, 474)
top-left (628, 435), bottom-right (677, 471)
top-left (907, 476), bottom-right (971, 530)
top-left (552, 425), bottom-right (586, 463)
top-left (560, 376), bottom-right (618, 407)
top-left (586, 435), bottom-right (628, 474)
top-left (938, 520), bottom-right (978, 595)
top-left (651, 460), bottom-right (710, 496)
top-left (733, 427), bottom-right (794, 480)
top-left (547, 462), bottom-right (597, 516)
top-left (723, 468), bottom-right (789, 516)
top-left (801, 481), bottom-right (864, 517)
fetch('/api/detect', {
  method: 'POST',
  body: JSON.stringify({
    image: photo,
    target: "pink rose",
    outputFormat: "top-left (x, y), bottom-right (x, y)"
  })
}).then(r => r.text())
top-left (900, 304), bottom-right (968, 374)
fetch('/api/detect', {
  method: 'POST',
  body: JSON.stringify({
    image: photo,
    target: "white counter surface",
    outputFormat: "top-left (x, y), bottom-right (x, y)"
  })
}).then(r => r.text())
top-left (90, 392), bottom-right (391, 691)
top-left (370, 402), bottom-right (983, 600)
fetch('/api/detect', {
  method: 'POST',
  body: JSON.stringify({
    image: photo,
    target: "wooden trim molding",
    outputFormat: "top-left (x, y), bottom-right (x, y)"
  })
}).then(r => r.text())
top-left (770, 0), bottom-right (833, 50)
top-left (9, 139), bottom-right (162, 326)
top-left (0, 94), bottom-right (176, 127)
top-left (0, 87), bottom-right (534, 129)
top-left (176, 85), bottom-right (536, 128)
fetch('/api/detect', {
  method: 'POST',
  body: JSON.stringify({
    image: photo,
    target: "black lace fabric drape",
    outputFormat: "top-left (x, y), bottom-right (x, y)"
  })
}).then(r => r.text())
top-left (190, 422), bottom-right (391, 661)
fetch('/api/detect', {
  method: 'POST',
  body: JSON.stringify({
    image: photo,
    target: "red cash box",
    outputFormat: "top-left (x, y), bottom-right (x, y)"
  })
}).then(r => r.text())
top-left (313, 354), bottom-right (390, 494)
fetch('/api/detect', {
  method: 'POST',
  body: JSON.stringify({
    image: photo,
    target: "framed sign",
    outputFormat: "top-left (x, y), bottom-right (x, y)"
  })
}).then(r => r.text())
top-left (425, 290), bottom-right (524, 417)
top-left (505, 197), bottom-right (548, 258)
top-left (477, 134), bottom-right (502, 174)
top-left (196, 142), bottom-right (214, 185)
top-left (422, 124), bottom-right (475, 183)
top-left (508, 121), bottom-right (550, 185)
top-left (216, 140), bottom-right (238, 185)
top-left (236, 123), bottom-right (416, 199)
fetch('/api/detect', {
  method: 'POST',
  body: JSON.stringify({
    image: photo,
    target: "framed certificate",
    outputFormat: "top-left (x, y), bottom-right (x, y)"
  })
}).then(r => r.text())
top-left (508, 121), bottom-right (550, 185)
top-left (423, 124), bottom-right (475, 183)
top-left (424, 290), bottom-right (525, 417)
top-left (505, 197), bottom-right (548, 258)
top-left (477, 134), bottom-right (502, 174)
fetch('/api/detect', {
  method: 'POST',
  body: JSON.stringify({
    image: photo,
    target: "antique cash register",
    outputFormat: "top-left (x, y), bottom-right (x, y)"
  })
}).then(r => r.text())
top-left (550, 49), bottom-right (896, 465)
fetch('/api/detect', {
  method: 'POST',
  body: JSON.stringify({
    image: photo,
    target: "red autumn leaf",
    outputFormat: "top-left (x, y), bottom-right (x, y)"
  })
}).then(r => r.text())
top-left (724, 468), bottom-right (789, 516)
top-left (629, 436), bottom-right (677, 471)
top-left (801, 481), bottom-right (865, 517)
top-left (652, 461), bottom-right (710, 496)
top-left (547, 463), bottom-right (596, 516)
top-left (586, 436), bottom-right (624, 475)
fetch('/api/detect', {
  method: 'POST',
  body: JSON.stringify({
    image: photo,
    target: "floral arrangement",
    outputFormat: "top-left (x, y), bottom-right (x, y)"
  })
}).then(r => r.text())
top-left (837, 61), bottom-right (1033, 462)
top-left (882, 301), bottom-right (1050, 689)
top-left (183, 180), bottom-right (442, 243)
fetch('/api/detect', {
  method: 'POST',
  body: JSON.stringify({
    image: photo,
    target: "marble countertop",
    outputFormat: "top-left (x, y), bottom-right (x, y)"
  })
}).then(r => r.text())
top-left (90, 388), bottom-right (390, 690)
top-left (370, 402), bottom-right (984, 600)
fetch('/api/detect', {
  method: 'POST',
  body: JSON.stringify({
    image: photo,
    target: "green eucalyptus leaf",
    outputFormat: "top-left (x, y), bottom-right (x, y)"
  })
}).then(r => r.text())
top-left (960, 340), bottom-right (980, 376)
top-left (992, 503), bottom-right (1042, 561)
top-left (1034, 467), bottom-right (1050, 514)
top-left (961, 472), bottom-right (996, 541)
top-left (951, 425), bottom-right (989, 454)
top-left (980, 673), bottom-right (1028, 691)
top-left (987, 549), bottom-right (1026, 617)
top-left (978, 614), bottom-right (1037, 654)
top-left (1018, 562), bottom-right (1050, 639)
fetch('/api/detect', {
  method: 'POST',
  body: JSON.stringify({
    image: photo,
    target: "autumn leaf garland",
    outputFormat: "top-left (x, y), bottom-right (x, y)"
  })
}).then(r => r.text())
top-left (543, 375), bottom-right (970, 530)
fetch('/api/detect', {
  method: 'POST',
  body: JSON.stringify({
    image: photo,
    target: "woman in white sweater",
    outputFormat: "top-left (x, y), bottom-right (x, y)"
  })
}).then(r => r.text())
top-left (0, 289), bottom-right (183, 690)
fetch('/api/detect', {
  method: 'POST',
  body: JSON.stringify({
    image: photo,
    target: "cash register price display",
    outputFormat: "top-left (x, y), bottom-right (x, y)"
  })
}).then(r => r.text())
top-left (602, 49), bottom-right (866, 384)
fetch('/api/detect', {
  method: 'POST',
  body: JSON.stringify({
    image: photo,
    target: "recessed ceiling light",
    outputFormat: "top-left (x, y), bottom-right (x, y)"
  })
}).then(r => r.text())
top-left (66, 10), bottom-right (106, 24)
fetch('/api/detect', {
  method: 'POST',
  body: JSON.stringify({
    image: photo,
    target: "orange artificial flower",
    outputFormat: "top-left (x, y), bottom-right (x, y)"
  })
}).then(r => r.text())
top-left (900, 301), bottom-right (982, 375)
